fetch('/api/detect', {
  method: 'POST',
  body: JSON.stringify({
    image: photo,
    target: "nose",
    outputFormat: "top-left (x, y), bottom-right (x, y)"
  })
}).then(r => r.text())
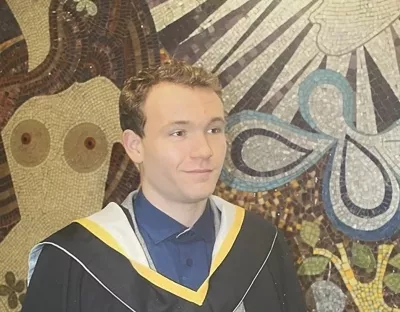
top-left (190, 134), bottom-right (213, 159)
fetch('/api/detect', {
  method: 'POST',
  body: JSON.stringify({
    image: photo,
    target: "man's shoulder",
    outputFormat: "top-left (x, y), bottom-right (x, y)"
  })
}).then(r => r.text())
top-left (242, 209), bottom-right (279, 242)
top-left (211, 195), bottom-right (278, 246)
top-left (43, 219), bottom-right (91, 245)
top-left (212, 194), bottom-right (277, 231)
top-left (243, 208), bottom-right (275, 228)
top-left (45, 201), bottom-right (126, 242)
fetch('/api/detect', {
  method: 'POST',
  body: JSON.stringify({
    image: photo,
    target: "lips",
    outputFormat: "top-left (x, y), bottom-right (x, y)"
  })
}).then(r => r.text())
top-left (185, 169), bottom-right (213, 173)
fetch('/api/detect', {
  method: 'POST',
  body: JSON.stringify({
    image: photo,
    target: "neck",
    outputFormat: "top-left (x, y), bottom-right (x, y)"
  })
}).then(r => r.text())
top-left (140, 184), bottom-right (208, 227)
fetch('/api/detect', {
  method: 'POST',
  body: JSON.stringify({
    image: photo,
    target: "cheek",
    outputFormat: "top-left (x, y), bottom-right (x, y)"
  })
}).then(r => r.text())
top-left (213, 137), bottom-right (227, 156)
top-left (152, 141), bottom-right (188, 166)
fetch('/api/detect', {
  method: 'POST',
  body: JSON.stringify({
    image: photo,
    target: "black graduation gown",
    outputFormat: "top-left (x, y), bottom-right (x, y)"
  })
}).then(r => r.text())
top-left (22, 202), bottom-right (306, 312)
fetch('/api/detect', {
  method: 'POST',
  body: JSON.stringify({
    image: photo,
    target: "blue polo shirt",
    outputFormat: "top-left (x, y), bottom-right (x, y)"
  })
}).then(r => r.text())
top-left (134, 190), bottom-right (216, 290)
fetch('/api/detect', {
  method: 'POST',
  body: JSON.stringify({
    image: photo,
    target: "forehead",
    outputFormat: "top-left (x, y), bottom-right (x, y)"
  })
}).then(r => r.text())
top-left (143, 82), bottom-right (224, 124)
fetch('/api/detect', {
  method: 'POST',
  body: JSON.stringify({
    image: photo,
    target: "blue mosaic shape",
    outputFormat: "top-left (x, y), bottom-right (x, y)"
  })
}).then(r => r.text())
top-left (220, 110), bottom-right (335, 191)
top-left (298, 69), bottom-right (356, 133)
top-left (322, 144), bottom-right (400, 241)
top-left (340, 135), bottom-right (393, 218)
top-left (299, 69), bottom-right (400, 241)
top-left (223, 69), bottom-right (400, 241)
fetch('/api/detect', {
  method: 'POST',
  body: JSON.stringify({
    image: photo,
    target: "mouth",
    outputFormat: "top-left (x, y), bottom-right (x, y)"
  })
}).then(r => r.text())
top-left (184, 169), bottom-right (213, 174)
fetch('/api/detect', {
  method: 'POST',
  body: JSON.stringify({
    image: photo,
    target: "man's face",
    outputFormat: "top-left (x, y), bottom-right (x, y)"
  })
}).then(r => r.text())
top-left (127, 82), bottom-right (227, 204)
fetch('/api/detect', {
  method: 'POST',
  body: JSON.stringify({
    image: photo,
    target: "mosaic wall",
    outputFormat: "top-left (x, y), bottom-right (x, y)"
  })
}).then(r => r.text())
top-left (0, 0), bottom-right (399, 311)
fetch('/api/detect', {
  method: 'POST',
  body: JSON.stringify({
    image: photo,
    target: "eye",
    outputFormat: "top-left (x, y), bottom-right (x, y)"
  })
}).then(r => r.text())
top-left (64, 122), bottom-right (108, 173)
top-left (208, 127), bottom-right (223, 134)
top-left (171, 130), bottom-right (186, 137)
top-left (10, 120), bottom-right (50, 167)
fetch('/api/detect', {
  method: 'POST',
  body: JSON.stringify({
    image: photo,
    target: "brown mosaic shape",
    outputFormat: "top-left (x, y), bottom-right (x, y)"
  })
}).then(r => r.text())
top-left (0, 0), bottom-right (160, 239)
top-left (63, 122), bottom-right (108, 173)
top-left (0, 39), bottom-right (28, 79)
top-left (103, 142), bottom-right (140, 206)
top-left (10, 120), bottom-right (50, 168)
top-left (0, 271), bottom-right (26, 310)
top-left (215, 156), bottom-right (326, 239)
top-left (0, 1), bottom-right (28, 78)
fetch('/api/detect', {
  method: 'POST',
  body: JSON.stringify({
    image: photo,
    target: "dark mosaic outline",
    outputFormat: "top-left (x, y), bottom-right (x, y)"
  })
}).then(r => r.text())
top-left (322, 143), bottom-right (400, 241)
top-left (231, 128), bottom-right (312, 177)
top-left (340, 134), bottom-right (393, 218)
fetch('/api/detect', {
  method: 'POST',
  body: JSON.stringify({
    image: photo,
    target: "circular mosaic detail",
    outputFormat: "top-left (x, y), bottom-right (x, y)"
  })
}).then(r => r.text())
top-left (63, 122), bottom-right (108, 173)
top-left (10, 119), bottom-right (50, 167)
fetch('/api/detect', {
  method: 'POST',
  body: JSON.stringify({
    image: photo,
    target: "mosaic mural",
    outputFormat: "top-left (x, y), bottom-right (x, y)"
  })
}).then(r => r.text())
top-left (0, 0), bottom-right (157, 310)
top-left (0, 0), bottom-right (399, 311)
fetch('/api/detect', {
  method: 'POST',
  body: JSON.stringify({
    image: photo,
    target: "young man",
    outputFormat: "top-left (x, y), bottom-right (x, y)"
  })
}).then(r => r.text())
top-left (22, 60), bottom-right (307, 311)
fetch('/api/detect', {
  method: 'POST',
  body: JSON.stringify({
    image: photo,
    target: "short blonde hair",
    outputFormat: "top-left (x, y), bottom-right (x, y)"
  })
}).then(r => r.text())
top-left (119, 59), bottom-right (222, 138)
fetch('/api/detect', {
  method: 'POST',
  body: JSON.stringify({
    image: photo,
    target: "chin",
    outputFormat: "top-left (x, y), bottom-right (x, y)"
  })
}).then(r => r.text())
top-left (184, 187), bottom-right (215, 203)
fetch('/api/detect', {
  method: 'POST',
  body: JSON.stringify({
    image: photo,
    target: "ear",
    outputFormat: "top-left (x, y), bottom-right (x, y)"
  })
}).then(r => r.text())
top-left (122, 129), bottom-right (143, 164)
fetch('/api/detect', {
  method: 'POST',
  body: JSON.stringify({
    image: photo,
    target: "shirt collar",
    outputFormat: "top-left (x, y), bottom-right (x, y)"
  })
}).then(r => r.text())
top-left (190, 203), bottom-right (215, 243)
top-left (134, 190), bottom-right (215, 244)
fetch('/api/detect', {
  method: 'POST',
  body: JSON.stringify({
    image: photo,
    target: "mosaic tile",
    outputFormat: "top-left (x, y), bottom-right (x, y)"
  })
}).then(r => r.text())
top-left (309, 0), bottom-right (400, 56)
top-left (210, 4), bottom-right (316, 113)
top-left (272, 52), bottom-right (323, 123)
top-left (0, 271), bottom-right (26, 309)
top-left (218, 0), bottom-right (317, 89)
top-left (391, 23), bottom-right (400, 75)
top-left (221, 111), bottom-right (334, 191)
top-left (103, 143), bottom-right (140, 206)
top-left (158, 0), bottom-right (226, 52)
top-left (0, 0), bottom-right (161, 310)
top-left (5, 0), bottom-right (51, 71)
top-left (353, 47), bottom-right (377, 135)
top-left (147, 0), bottom-right (169, 9)
top-left (364, 27), bottom-right (400, 99)
top-left (1, 0), bottom-right (400, 311)
top-left (311, 280), bottom-right (347, 312)
top-left (193, 0), bottom-right (276, 74)
top-left (364, 47), bottom-right (400, 132)
top-left (174, 0), bottom-right (263, 64)
top-left (211, 0), bottom-right (281, 75)
top-left (228, 23), bottom-right (313, 114)
top-left (166, 1), bottom-right (399, 311)
top-left (0, 0), bottom-right (160, 223)
top-left (151, 0), bottom-right (208, 32)
top-left (279, 58), bottom-right (325, 131)
top-left (0, 2), bottom-right (28, 78)
top-left (214, 0), bottom-right (315, 73)
top-left (345, 50), bottom-right (358, 128)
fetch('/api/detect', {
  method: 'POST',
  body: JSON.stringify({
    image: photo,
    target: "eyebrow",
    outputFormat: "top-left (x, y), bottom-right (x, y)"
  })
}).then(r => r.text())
top-left (209, 117), bottom-right (226, 125)
top-left (164, 117), bottom-right (226, 128)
